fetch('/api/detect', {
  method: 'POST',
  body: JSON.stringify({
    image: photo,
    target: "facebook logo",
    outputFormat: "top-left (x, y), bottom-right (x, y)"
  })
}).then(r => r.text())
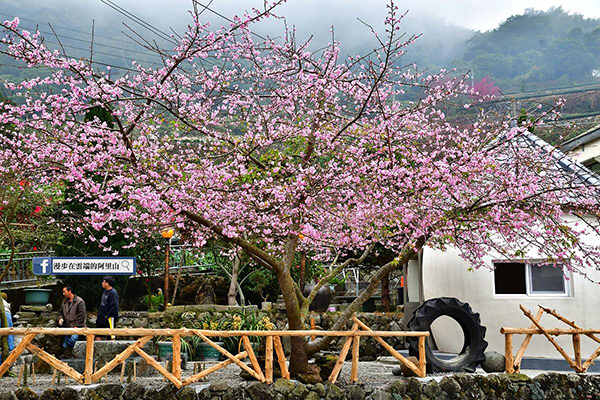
top-left (33, 258), bottom-right (53, 275)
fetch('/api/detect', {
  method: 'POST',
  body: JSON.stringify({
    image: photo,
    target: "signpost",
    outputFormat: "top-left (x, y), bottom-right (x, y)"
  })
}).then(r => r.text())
top-left (32, 257), bottom-right (136, 276)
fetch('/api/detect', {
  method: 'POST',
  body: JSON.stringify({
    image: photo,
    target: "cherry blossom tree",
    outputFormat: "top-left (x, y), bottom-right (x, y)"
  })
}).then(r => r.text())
top-left (1, 2), bottom-right (600, 375)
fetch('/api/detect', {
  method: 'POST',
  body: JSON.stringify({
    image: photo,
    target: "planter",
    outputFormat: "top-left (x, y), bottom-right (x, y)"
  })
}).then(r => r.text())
top-left (157, 341), bottom-right (173, 360)
top-left (198, 341), bottom-right (224, 361)
top-left (302, 284), bottom-right (332, 312)
top-left (23, 288), bottom-right (52, 305)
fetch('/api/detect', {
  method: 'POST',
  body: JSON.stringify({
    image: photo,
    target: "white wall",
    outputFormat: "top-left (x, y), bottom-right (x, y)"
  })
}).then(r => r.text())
top-left (422, 246), bottom-right (600, 359)
top-left (570, 137), bottom-right (600, 163)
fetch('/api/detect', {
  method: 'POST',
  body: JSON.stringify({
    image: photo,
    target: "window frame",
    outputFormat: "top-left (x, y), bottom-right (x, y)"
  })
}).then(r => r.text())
top-left (493, 260), bottom-right (572, 298)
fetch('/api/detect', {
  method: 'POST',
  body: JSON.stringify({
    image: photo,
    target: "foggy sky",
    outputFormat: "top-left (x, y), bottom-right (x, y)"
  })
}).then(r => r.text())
top-left (2, 0), bottom-right (600, 61)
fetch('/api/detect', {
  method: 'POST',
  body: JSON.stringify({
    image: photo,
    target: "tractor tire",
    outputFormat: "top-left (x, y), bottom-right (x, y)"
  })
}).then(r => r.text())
top-left (407, 297), bottom-right (488, 373)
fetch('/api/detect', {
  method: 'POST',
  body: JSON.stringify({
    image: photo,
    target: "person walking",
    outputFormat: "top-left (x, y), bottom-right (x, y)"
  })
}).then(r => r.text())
top-left (57, 285), bottom-right (86, 358)
top-left (0, 293), bottom-right (15, 362)
top-left (97, 276), bottom-right (119, 340)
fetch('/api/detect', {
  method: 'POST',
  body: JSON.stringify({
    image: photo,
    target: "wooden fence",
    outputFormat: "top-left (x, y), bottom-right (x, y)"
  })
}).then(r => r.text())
top-left (501, 304), bottom-right (600, 373)
top-left (0, 316), bottom-right (428, 387)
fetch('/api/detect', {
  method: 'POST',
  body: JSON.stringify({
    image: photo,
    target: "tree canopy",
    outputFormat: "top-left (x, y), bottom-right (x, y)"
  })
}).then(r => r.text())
top-left (1, 1), bottom-right (600, 375)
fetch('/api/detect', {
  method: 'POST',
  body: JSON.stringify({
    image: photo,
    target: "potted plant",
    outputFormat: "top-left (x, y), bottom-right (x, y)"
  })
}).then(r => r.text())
top-left (178, 312), bottom-right (229, 361)
top-left (224, 309), bottom-right (275, 354)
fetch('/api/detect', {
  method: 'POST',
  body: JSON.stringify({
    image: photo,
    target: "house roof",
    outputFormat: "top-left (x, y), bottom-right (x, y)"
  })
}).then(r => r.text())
top-left (561, 124), bottom-right (600, 152)
top-left (522, 130), bottom-right (600, 188)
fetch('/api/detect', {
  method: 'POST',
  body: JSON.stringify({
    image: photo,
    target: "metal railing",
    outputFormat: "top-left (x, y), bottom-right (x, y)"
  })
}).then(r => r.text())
top-left (0, 251), bottom-right (54, 284)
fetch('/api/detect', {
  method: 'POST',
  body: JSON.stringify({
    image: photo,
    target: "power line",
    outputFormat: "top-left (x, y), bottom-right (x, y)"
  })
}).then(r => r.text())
top-left (0, 12), bottom-right (125, 44)
top-left (100, 0), bottom-right (178, 46)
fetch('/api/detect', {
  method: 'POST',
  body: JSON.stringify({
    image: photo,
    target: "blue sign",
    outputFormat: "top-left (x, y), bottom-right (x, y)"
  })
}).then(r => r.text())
top-left (32, 257), bottom-right (136, 275)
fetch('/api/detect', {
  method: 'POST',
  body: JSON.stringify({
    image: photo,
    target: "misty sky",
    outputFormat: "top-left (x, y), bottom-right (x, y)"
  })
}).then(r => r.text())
top-left (3, 0), bottom-right (600, 61)
top-left (74, 0), bottom-right (600, 33)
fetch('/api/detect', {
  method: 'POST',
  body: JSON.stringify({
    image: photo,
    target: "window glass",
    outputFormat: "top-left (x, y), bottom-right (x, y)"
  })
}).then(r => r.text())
top-left (530, 264), bottom-right (565, 293)
top-left (494, 262), bottom-right (526, 294)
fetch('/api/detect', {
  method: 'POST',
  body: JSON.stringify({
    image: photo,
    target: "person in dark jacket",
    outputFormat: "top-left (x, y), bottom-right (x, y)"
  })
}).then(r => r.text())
top-left (96, 276), bottom-right (119, 340)
top-left (58, 286), bottom-right (86, 358)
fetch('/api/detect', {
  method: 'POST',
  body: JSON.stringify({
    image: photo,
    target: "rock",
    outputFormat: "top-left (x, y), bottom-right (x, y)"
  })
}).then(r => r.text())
top-left (400, 356), bottom-right (420, 377)
top-left (39, 388), bottom-right (76, 400)
top-left (298, 364), bottom-right (323, 384)
top-left (314, 355), bottom-right (336, 382)
top-left (440, 376), bottom-right (462, 398)
top-left (222, 386), bottom-right (245, 400)
top-left (273, 379), bottom-right (296, 396)
top-left (314, 383), bottom-right (326, 397)
top-left (209, 381), bottom-right (230, 392)
top-left (246, 383), bottom-right (274, 400)
top-left (123, 383), bottom-right (145, 400)
top-left (289, 384), bottom-right (309, 400)
top-left (133, 318), bottom-right (148, 328)
top-left (0, 393), bottom-right (17, 400)
top-left (481, 351), bottom-right (506, 373)
top-left (405, 378), bottom-right (422, 399)
top-left (175, 387), bottom-right (196, 400)
top-left (325, 384), bottom-right (344, 400)
top-left (305, 392), bottom-right (320, 400)
top-left (388, 380), bottom-right (407, 396)
top-left (14, 388), bottom-right (37, 400)
top-left (95, 384), bottom-right (124, 400)
top-left (423, 380), bottom-right (443, 398)
top-left (345, 385), bottom-right (366, 400)
top-left (391, 366), bottom-right (401, 376)
top-left (367, 390), bottom-right (391, 400)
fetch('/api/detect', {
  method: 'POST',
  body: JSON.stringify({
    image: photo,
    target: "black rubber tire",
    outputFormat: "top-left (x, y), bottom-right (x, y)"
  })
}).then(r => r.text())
top-left (407, 297), bottom-right (488, 373)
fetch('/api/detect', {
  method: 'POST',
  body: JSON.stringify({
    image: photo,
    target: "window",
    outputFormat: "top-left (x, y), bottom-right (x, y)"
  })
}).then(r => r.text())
top-left (493, 261), bottom-right (571, 297)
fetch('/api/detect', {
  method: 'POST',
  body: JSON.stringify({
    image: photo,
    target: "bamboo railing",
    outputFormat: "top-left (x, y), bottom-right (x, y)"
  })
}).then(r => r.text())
top-left (501, 304), bottom-right (600, 373)
top-left (0, 316), bottom-right (428, 387)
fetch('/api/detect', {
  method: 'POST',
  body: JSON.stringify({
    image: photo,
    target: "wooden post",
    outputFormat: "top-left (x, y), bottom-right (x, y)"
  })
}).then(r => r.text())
top-left (172, 334), bottom-right (182, 380)
top-left (26, 343), bottom-right (83, 383)
top-left (352, 317), bottom-right (424, 377)
top-left (84, 334), bottom-right (95, 384)
top-left (310, 318), bottom-right (316, 341)
top-left (133, 360), bottom-right (137, 382)
top-left (134, 347), bottom-right (182, 388)
top-left (505, 333), bottom-right (514, 374)
top-left (120, 362), bottom-right (126, 383)
top-left (265, 335), bottom-right (273, 384)
top-left (573, 334), bottom-right (582, 372)
top-left (418, 336), bottom-right (426, 377)
top-left (193, 331), bottom-right (264, 381)
top-left (513, 307), bottom-right (543, 372)
top-left (242, 335), bottom-right (265, 380)
top-left (17, 364), bottom-right (24, 386)
top-left (0, 333), bottom-right (36, 378)
top-left (329, 323), bottom-right (358, 383)
top-left (273, 336), bottom-right (289, 379)
top-left (31, 363), bottom-right (35, 385)
top-left (51, 369), bottom-right (57, 385)
top-left (520, 305), bottom-right (578, 371)
top-left (91, 336), bottom-right (152, 382)
top-left (182, 352), bottom-right (248, 386)
top-left (164, 240), bottom-right (170, 308)
top-left (351, 335), bottom-right (360, 382)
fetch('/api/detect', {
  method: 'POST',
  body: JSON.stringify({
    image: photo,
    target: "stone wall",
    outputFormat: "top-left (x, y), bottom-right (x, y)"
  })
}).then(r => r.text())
top-left (13, 305), bottom-right (405, 360)
top-left (4, 373), bottom-right (600, 399)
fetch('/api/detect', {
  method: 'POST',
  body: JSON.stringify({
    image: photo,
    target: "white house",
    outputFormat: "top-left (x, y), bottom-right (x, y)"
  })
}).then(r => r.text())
top-left (401, 130), bottom-right (600, 362)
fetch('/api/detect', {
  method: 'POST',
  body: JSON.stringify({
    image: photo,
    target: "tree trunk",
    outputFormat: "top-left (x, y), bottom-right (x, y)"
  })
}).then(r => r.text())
top-left (381, 273), bottom-right (390, 312)
top-left (277, 269), bottom-right (308, 376)
top-left (299, 252), bottom-right (306, 292)
top-left (228, 254), bottom-right (241, 306)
